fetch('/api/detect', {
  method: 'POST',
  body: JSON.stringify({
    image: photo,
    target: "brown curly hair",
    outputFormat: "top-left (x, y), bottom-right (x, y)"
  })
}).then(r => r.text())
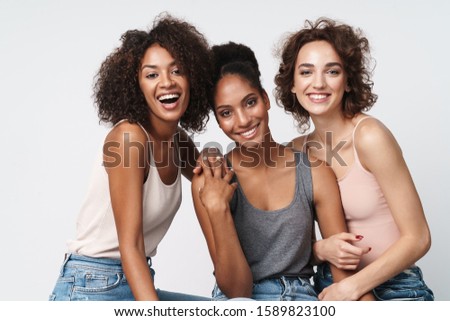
top-left (94, 13), bottom-right (212, 132)
top-left (274, 18), bottom-right (377, 132)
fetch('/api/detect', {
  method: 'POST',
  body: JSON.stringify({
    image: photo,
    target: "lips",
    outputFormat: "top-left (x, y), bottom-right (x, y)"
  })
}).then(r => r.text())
top-left (238, 124), bottom-right (259, 139)
top-left (158, 93), bottom-right (180, 104)
top-left (307, 93), bottom-right (330, 103)
top-left (157, 93), bottom-right (181, 110)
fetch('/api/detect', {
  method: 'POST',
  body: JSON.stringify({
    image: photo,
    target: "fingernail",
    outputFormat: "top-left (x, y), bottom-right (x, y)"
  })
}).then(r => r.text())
top-left (356, 235), bottom-right (364, 240)
top-left (368, 247), bottom-right (372, 252)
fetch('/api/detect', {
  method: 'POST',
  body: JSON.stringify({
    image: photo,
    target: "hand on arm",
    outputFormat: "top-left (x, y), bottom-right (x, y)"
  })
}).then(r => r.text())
top-left (313, 232), bottom-right (371, 270)
top-left (192, 157), bottom-right (252, 298)
top-left (311, 158), bottom-right (375, 300)
top-left (193, 146), bottom-right (226, 176)
top-left (104, 123), bottom-right (158, 300)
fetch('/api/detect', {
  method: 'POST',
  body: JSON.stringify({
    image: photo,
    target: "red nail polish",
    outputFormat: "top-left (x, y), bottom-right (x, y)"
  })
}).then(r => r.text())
top-left (356, 235), bottom-right (364, 240)
top-left (368, 247), bottom-right (372, 252)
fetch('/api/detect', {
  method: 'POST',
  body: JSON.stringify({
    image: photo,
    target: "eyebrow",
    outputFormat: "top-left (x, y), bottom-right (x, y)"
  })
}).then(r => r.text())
top-left (141, 60), bottom-right (177, 71)
top-left (298, 62), bottom-right (343, 69)
top-left (216, 93), bottom-right (257, 110)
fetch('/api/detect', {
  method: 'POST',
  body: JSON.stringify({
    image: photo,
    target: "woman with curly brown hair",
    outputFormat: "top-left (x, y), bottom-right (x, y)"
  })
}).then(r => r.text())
top-left (274, 18), bottom-right (433, 301)
top-left (49, 13), bottom-right (212, 301)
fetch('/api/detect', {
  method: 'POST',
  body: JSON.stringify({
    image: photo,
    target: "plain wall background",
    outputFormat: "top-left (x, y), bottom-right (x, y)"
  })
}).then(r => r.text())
top-left (1, 0), bottom-right (449, 300)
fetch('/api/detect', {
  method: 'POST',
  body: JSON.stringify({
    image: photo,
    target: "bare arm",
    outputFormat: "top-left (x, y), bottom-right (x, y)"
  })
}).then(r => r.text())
top-left (104, 122), bottom-right (158, 301)
top-left (192, 157), bottom-right (252, 298)
top-left (318, 119), bottom-right (431, 300)
top-left (311, 158), bottom-right (375, 300)
top-left (177, 128), bottom-right (199, 182)
top-left (293, 137), bottom-right (370, 270)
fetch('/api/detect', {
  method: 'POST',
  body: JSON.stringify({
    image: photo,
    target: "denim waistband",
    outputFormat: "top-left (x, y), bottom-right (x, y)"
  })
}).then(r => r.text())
top-left (256, 275), bottom-right (311, 285)
top-left (64, 253), bottom-right (152, 267)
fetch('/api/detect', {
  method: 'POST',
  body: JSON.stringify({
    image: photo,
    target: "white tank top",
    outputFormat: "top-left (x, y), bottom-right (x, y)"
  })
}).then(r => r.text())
top-left (67, 121), bottom-right (182, 259)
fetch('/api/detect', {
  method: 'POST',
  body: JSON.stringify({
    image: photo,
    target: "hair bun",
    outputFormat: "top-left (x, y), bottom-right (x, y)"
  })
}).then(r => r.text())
top-left (211, 42), bottom-right (260, 78)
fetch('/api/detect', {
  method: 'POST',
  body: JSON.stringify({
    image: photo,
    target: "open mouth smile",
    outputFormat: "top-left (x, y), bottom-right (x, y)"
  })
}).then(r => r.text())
top-left (158, 93), bottom-right (180, 105)
top-left (238, 124), bottom-right (259, 139)
top-left (307, 93), bottom-right (330, 103)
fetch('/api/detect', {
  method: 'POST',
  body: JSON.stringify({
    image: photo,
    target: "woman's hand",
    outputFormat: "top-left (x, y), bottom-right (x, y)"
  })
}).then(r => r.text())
top-left (191, 154), bottom-right (252, 298)
top-left (193, 147), bottom-right (224, 175)
top-left (314, 233), bottom-right (371, 270)
top-left (198, 156), bottom-right (237, 213)
top-left (318, 278), bottom-right (361, 301)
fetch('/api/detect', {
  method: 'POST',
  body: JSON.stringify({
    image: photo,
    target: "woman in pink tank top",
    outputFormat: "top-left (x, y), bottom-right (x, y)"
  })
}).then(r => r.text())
top-left (274, 18), bottom-right (433, 300)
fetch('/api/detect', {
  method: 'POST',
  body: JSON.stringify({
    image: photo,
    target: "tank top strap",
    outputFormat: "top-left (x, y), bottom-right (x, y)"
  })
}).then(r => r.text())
top-left (351, 116), bottom-right (372, 170)
top-left (112, 119), bottom-right (152, 143)
top-left (294, 151), bottom-right (314, 211)
top-left (112, 120), bottom-right (153, 179)
top-left (135, 122), bottom-right (152, 143)
top-left (352, 116), bottom-right (372, 141)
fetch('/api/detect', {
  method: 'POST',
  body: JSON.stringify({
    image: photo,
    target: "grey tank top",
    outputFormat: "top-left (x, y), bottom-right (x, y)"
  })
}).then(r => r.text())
top-left (229, 151), bottom-right (315, 282)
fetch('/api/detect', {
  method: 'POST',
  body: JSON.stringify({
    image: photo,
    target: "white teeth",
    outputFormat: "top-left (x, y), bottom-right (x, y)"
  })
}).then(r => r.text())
top-left (158, 93), bottom-right (180, 101)
top-left (240, 126), bottom-right (257, 138)
top-left (310, 94), bottom-right (327, 100)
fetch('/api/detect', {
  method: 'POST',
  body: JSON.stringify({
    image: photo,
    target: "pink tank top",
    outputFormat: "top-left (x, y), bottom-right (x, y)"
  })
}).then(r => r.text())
top-left (337, 117), bottom-right (400, 268)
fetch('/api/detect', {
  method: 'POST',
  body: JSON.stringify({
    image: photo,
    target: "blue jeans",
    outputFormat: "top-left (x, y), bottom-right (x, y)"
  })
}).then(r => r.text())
top-left (212, 276), bottom-right (318, 301)
top-left (313, 263), bottom-right (434, 301)
top-left (49, 253), bottom-right (210, 301)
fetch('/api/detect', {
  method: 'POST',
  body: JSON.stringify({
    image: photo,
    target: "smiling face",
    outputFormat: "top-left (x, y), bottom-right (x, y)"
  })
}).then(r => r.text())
top-left (291, 40), bottom-right (348, 118)
top-left (138, 44), bottom-right (190, 127)
top-left (214, 74), bottom-right (270, 147)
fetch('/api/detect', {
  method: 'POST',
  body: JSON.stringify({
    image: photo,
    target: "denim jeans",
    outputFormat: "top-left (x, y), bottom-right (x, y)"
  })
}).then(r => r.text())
top-left (212, 276), bottom-right (318, 301)
top-left (49, 253), bottom-right (210, 301)
top-left (313, 263), bottom-right (434, 301)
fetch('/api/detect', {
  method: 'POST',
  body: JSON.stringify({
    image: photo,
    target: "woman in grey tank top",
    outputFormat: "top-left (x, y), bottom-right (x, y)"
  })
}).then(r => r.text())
top-left (192, 42), bottom-right (358, 300)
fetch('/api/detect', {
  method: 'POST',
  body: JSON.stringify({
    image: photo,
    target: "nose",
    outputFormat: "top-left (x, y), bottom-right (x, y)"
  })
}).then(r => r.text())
top-left (312, 73), bottom-right (326, 89)
top-left (160, 72), bottom-right (175, 88)
top-left (235, 108), bottom-right (251, 128)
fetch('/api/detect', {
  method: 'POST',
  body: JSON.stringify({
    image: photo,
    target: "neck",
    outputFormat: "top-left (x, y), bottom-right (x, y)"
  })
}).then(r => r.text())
top-left (146, 119), bottom-right (179, 143)
top-left (236, 132), bottom-right (282, 169)
top-left (310, 112), bottom-right (354, 146)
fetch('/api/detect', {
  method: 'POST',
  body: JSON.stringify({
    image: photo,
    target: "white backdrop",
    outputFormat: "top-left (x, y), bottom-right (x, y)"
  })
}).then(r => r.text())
top-left (1, 0), bottom-right (449, 300)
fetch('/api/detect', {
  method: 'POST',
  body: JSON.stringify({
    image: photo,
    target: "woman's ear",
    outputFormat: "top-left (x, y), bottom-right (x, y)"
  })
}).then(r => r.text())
top-left (262, 90), bottom-right (271, 110)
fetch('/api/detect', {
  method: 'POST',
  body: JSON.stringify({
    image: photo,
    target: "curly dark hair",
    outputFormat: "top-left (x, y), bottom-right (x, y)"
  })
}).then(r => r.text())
top-left (211, 42), bottom-right (264, 110)
top-left (274, 18), bottom-right (377, 132)
top-left (93, 13), bottom-right (212, 132)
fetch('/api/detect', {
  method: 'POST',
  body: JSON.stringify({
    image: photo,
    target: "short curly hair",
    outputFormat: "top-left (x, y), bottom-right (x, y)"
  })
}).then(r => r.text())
top-left (274, 18), bottom-right (377, 132)
top-left (94, 13), bottom-right (212, 132)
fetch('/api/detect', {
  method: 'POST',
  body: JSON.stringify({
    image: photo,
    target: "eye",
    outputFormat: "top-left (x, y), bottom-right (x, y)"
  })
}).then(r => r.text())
top-left (218, 109), bottom-right (231, 118)
top-left (145, 73), bottom-right (158, 79)
top-left (327, 69), bottom-right (340, 76)
top-left (172, 68), bottom-right (181, 75)
top-left (246, 97), bottom-right (257, 107)
top-left (299, 69), bottom-right (312, 76)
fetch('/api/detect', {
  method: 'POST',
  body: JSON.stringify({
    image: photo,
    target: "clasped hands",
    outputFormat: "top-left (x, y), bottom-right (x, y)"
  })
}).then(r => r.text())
top-left (193, 148), bottom-right (237, 212)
